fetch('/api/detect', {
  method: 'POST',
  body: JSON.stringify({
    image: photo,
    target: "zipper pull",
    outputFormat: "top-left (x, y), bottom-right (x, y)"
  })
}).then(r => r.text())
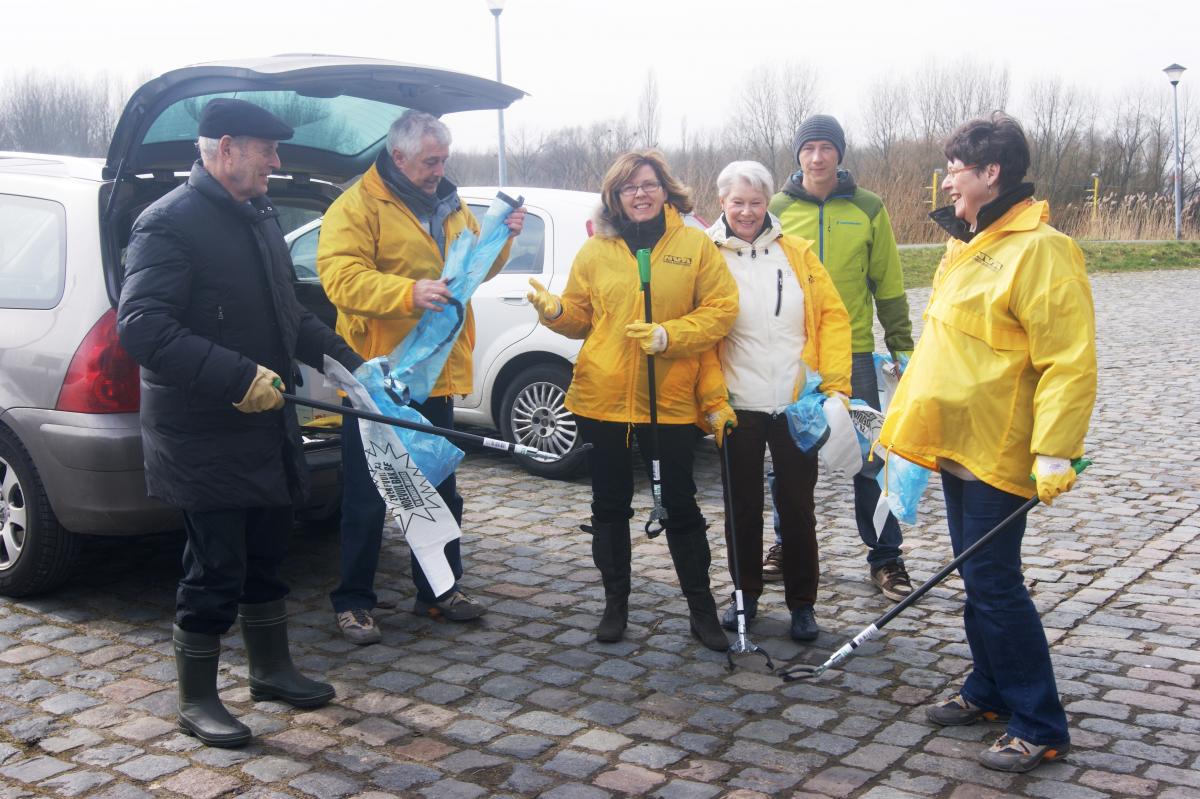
top-left (775, 270), bottom-right (782, 316)
top-left (218, 305), bottom-right (224, 320)
top-left (751, 247), bottom-right (757, 259)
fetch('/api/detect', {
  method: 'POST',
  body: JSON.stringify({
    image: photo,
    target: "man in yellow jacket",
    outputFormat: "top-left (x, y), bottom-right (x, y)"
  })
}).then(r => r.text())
top-left (317, 110), bottom-right (524, 643)
top-left (881, 113), bottom-right (1095, 773)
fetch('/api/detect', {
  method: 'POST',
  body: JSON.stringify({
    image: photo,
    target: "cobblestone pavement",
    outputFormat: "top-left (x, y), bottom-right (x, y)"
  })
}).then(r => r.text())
top-left (2, 269), bottom-right (1199, 799)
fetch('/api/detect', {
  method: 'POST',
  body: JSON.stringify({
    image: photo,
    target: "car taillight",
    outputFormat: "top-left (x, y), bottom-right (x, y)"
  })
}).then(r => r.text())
top-left (56, 308), bottom-right (140, 413)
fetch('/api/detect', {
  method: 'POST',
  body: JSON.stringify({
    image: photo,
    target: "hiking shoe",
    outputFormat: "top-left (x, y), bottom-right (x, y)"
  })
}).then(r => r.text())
top-left (721, 595), bottom-right (757, 632)
top-left (789, 605), bottom-right (820, 641)
top-left (926, 693), bottom-right (1012, 727)
top-left (871, 559), bottom-right (914, 602)
top-left (413, 590), bottom-right (487, 622)
top-left (336, 608), bottom-right (382, 646)
top-left (978, 733), bottom-right (1070, 773)
top-left (762, 544), bottom-right (784, 582)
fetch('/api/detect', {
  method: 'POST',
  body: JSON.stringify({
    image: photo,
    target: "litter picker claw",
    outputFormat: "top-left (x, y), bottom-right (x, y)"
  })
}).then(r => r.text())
top-left (778, 457), bottom-right (1092, 681)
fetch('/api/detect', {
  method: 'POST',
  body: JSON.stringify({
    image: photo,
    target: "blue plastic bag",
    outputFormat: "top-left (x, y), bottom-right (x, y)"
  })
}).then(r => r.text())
top-left (353, 359), bottom-right (463, 487)
top-left (784, 370), bottom-right (829, 454)
top-left (876, 451), bottom-right (931, 525)
top-left (388, 193), bottom-right (521, 403)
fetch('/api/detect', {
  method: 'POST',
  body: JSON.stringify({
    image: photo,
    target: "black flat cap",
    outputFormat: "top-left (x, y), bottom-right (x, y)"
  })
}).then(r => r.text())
top-left (198, 98), bottom-right (294, 140)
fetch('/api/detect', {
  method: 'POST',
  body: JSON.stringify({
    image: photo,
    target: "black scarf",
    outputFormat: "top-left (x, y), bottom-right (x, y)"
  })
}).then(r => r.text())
top-left (930, 182), bottom-right (1036, 242)
top-left (374, 146), bottom-right (456, 217)
top-left (618, 210), bottom-right (667, 256)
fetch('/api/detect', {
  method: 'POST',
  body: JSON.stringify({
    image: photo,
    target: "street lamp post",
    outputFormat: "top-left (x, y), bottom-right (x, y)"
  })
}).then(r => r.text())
top-left (1164, 63), bottom-right (1186, 240)
top-left (488, 0), bottom-right (508, 187)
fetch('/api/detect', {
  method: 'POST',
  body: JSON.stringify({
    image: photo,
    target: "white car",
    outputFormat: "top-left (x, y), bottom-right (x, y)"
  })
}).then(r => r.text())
top-left (0, 55), bottom-right (524, 596)
top-left (287, 186), bottom-right (599, 479)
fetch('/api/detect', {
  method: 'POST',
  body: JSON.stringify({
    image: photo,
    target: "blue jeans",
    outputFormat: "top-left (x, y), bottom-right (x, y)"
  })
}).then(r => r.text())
top-left (330, 396), bottom-right (464, 612)
top-left (942, 472), bottom-right (1068, 745)
top-left (772, 352), bottom-right (902, 567)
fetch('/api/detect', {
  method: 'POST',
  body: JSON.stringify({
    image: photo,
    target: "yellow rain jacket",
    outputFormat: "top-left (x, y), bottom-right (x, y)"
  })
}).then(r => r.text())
top-left (547, 205), bottom-right (738, 424)
top-left (696, 230), bottom-right (852, 430)
top-left (879, 199), bottom-right (1096, 498)
top-left (316, 164), bottom-right (511, 397)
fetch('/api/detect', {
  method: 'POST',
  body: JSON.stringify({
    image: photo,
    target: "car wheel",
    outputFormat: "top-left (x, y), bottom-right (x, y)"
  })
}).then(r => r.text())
top-left (499, 363), bottom-right (585, 479)
top-left (0, 427), bottom-right (81, 597)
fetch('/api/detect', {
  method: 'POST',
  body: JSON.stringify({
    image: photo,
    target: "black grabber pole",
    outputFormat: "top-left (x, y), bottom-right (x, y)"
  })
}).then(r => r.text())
top-left (637, 247), bottom-right (667, 539)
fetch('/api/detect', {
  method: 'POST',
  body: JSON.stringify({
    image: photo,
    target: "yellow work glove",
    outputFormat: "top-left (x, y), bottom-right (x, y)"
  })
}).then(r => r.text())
top-left (625, 321), bottom-right (668, 355)
top-left (705, 403), bottom-right (737, 448)
top-left (1032, 455), bottom-right (1075, 504)
top-left (233, 365), bottom-right (284, 413)
top-left (526, 278), bottom-right (562, 320)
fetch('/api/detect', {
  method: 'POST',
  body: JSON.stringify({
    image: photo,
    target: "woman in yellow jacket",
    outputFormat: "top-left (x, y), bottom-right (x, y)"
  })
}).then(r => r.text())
top-left (880, 113), bottom-right (1096, 774)
top-left (698, 161), bottom-right (851, 643)
top-left (527, 150), bottom-right (737, 650)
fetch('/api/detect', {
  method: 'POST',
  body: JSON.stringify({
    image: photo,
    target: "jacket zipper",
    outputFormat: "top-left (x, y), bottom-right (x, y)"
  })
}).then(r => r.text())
top-left (217, 305), bottom-right (224, 343)
top-left (775, 269), bottom-right (782, 316)
top-left (818, 202), bottom-right (825, 261)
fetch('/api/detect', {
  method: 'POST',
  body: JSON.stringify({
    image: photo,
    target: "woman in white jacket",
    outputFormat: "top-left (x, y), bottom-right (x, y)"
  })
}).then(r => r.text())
top-left (703, 161), bottom-right (852, 641)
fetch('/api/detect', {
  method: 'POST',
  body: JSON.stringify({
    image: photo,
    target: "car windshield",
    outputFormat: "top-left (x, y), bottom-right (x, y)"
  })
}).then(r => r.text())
top-left (144, 90), bottom-right (406, 157)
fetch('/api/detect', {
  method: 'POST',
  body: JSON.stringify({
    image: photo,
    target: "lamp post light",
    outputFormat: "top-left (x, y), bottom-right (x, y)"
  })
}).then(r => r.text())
top-left (488, 0), bottom-right (508, 187)
top-left (1164, 63), bottom-right (1186, 240)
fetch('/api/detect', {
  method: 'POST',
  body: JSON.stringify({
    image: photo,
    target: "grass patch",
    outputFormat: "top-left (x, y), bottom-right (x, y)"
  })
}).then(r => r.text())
top-left (898, 240), bottom-right (1200, 289)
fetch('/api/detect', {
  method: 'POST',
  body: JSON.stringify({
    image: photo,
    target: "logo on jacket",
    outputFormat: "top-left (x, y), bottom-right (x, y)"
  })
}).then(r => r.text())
top-left (663, 254), bottom-right (693, 266)
top-left (973, 252), bottom-right (1003, 272)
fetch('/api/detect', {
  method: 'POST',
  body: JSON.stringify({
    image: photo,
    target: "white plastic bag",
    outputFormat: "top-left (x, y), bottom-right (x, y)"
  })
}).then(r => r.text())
top-left (818, 398), bottom-right (863, 478)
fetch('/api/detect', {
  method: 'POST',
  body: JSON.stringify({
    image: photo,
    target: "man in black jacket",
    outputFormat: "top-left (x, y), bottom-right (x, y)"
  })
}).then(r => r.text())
top-left (117, 98), bottom-right (363, 748)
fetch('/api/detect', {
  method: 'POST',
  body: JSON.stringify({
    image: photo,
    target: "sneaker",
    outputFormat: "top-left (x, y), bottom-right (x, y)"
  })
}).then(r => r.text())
top-left (413, 590), bottom-right (487, 622)
top-left (336, 608), bottom-right (382, 645)
top-left (720, 595), bottom-right (757, 632)
top-left (762, 544), bottom-right (784, 582)
top-left (926, 693), bottom-right (1012, 727)
top-left (789, 605), bottom-right (820, 641)
top-left (978, 733), bottom-right (1070, 773)
top-left (871, 559), bottom-right (914, 602)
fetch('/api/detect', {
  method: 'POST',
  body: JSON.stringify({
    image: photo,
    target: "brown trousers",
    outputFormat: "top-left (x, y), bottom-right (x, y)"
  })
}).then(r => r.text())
top-left (720, 410), bottom-right (819, 609)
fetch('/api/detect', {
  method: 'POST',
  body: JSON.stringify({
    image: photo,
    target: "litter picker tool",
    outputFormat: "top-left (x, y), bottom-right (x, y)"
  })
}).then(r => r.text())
top-left (718, 424), bottom-right (774, 672)
top-left (778, 458), bottom-right (1092, 681)
top-left (637, 247), bottom-right (667, 539)
top-left (281, 391), bottom-right (591, 465)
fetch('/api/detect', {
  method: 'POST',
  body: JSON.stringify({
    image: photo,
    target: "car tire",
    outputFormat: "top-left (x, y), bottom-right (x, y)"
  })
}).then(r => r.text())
top-left (499, 363), bottom-right (586, 480)
top-left (0, 427), bottom-right (81, 597)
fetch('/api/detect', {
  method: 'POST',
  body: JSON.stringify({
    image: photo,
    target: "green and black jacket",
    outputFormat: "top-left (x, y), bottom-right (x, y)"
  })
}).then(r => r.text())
top-left (770, 169), bottom-right (913, 355)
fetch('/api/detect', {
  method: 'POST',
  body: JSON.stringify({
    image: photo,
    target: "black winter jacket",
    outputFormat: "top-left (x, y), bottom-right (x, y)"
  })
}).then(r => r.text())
top-left (117, 163), bottom-right (363, 511)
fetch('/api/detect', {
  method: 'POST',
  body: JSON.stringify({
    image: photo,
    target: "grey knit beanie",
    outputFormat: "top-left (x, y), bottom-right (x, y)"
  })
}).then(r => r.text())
top-left (793, 115), bottom-right (846, 164)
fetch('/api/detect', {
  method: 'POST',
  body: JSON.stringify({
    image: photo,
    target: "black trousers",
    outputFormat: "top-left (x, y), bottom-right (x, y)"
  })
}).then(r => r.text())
top-left (575, 416), bottom-right (705, 532)
top-left (722, 411), bottom-right (819, 608)
top-left (177, 506), bottom-right (292, 635)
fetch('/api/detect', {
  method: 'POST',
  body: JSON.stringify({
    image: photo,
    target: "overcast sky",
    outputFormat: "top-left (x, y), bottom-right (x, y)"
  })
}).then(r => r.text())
top-left (3, 0), bottom-right (1197, 151)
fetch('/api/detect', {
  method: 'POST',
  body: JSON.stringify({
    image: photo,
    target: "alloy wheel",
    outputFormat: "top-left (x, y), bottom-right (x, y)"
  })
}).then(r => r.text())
top-left (509, 380), bottom-right (578, 458)
top-left (0, 456), bottom-right (27, 572)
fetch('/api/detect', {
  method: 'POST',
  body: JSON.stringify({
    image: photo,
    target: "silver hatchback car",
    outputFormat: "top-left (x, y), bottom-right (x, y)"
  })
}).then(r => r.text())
top-left (0, 56), bottom-right (522, 596)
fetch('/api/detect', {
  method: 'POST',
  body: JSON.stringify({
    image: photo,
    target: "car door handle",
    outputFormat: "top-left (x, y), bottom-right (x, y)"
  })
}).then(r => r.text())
top-left (500, 293), bottom-right (529, 305)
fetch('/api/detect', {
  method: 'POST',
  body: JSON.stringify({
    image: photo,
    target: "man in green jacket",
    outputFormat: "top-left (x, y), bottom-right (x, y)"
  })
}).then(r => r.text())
top-left (767, 114), bottom-right (916, 602)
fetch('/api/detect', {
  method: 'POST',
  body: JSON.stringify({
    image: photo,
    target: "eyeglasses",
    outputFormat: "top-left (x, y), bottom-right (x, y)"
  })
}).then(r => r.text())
top-left (618, 180), bottom-right (662, 197)
top-left (944, 164), bottom-right (979, 178)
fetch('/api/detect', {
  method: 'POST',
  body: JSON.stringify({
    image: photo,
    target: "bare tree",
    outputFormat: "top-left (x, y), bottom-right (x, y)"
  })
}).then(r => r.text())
top-left (862, 77), bottom-right (912, 175)
top-left (1025, 77), bottom-right (1091, 203)
top-left (636, 69), bottom-right (661, 149)
top-left (0, 69), bottom-right (128, 156)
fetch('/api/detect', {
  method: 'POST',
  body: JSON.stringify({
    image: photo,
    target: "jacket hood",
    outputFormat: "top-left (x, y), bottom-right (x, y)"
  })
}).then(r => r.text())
top-left (706, 212), bottom-right (783, 252)
top-left (780, 168), bottom-right (858, 202)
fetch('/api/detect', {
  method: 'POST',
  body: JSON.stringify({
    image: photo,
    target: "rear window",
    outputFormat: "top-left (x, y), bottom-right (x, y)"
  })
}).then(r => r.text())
top-left (144, 91), bottom-right (408, 157)
top-left (0, 194), bottom-right (67, 309)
